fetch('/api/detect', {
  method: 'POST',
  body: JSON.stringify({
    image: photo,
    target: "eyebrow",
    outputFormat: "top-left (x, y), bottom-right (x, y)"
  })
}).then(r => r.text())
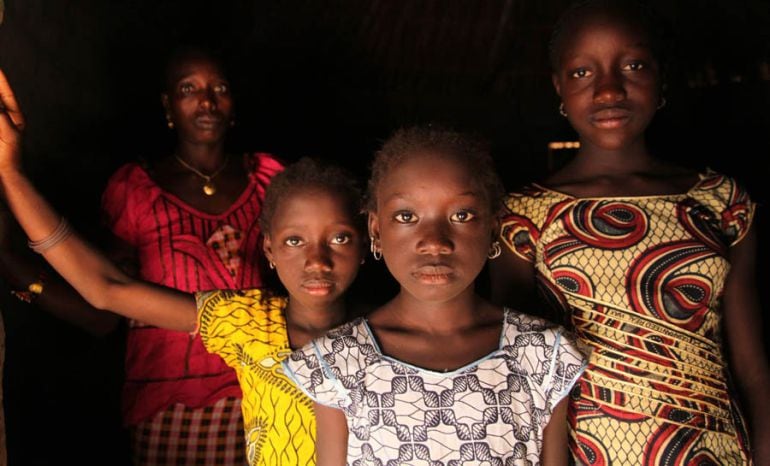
top-left (383, 191), bottom-right (480, 202)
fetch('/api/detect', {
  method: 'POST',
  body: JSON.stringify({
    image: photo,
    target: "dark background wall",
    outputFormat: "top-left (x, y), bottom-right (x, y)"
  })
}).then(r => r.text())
top-left (0, 1), bottom-right (769, 464)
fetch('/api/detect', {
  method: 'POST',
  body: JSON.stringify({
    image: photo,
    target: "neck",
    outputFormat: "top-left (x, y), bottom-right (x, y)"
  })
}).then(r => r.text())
top-left (574, 138), bottom-right (657, 176)
top-left (388, 284), bottom-right (481, 334)
top-left (284, 296), bottom-right (347, 336)
top-left (175, 139), bottom-right (227, 173)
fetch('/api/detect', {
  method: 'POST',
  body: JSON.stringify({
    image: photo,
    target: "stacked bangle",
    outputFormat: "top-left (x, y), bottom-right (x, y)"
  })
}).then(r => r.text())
top-left (27, 217), bottom-right (72, 254)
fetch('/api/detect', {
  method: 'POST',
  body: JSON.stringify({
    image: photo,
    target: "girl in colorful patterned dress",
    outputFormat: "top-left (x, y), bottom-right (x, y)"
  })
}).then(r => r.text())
top-left (0, 71), bottom-right (365, 464)
top-left (283, 126), bottom-right (589, 465)
top-left (490, 1), bottom-right (770, 464)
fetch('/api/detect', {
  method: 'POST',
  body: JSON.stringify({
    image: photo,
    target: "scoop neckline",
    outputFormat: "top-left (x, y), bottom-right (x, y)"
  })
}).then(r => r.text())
top-left (359, 309), bottom-right (509, 376)
top-left (135, 154), bottom-right (256, 219)
top-left (530, 170), bottom-right (709, 201)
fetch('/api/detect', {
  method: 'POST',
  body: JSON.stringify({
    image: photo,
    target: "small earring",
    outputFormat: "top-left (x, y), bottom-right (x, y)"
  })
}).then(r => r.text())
top-left (559, 102), bottom-right (567, 117)
top-left (657, 97), bottom-right (667, 110)
top-left (268, 261), bottom-right (275, 270)
top-left (166, 115), bottom-right (174, 129)
top-left (487, 241), bottom-right (502, 260)
top-left (229, 119), bottom-right (236, 127)
top-left (369, 237), bottom-right (382, 261)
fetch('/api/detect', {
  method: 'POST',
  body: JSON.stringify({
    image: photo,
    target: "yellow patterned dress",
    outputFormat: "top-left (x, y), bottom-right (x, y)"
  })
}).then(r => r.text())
top-left (500, 171), bottom-right (754, 465)
top-left (197, 289), bottom-right (315, 466)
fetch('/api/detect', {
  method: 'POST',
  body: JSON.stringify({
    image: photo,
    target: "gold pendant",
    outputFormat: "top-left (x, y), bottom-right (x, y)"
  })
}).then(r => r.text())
top-left (203, 181), bottom-right (216, 196)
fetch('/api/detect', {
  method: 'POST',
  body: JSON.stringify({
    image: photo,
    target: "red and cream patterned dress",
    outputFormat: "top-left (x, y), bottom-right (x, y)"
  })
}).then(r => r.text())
top-left (102, 152), bottom-right (282, 465)
top-left (500, 171), bottom-right (754, 465)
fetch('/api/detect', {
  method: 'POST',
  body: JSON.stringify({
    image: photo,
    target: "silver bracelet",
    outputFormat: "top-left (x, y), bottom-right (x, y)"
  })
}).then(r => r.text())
top-left (28, 217), bottom-right (72, 254)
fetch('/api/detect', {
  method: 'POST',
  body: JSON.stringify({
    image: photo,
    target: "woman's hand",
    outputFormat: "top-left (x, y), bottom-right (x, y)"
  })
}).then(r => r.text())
top-left (0, 69), bottom-right (25, 174)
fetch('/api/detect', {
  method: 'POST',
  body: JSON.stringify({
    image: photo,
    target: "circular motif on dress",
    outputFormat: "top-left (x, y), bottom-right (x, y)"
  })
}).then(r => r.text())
top-left (626, 240), bottom-right (716, 331)
top-left (500, 214), bottom-right (540, 261)
top-left (643, 422), bottom-right (717, 466)
top-left (552, 265), bottom-right (596, 298)
top-left (563, 201), bottom-right (649, 249)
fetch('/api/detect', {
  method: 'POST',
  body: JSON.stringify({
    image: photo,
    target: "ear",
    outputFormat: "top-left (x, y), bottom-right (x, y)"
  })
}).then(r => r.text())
top-left (262, 234), bottom-right (274, 263)
top-left (161, 93), bottom-right (170, 113)
top-left (490, 216), bottom-right (502, 244)
top-left (367, 211), bottom-right (380, 242)
top-left (551, 73), bottom-right (562, 97)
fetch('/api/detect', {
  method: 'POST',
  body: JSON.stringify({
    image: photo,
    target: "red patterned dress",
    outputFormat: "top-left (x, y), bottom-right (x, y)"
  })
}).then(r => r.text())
top-left (102, 153), bottom-right (282, 465)
top-left (500, 171), bottom-right (754, 465)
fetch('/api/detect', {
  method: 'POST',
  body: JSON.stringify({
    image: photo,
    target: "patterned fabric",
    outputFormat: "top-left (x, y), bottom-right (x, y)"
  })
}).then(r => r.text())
top-left (101, 152), bottom-right (283, 425)
top-left (500, 171), bottom-right (755, 465)
top-left (197, 289), bottom-right (316, 466)
top-left (284, 309), bottom-right (588, 465)
top-left (131, 397), bottom-right (244, 466)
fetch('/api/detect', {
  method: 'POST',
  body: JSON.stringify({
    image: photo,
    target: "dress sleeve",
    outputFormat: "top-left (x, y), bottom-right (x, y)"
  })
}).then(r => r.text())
top-left (100, 163), bottom-right (158, 246)
top-left (196, 289), bottom-right (289, 370)
top-left (282, 320), bottom-right (370, 412)
top-left (247, 152), bottom-right (285, 199)
top-left (504, 311), bottom-right (589, 424)
top-left (500, 187), bottom-right (548, 263)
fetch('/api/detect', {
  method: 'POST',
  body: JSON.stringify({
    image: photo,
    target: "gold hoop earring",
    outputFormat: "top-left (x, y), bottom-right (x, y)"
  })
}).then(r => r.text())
top-left (657, 97), bottom-right (667, 110)
top-left (559, 103), bottom-right (568, 117)
top-left (166, 114), bottom-right (174, 129)
top-left (268, 261), bottom-right (275, 270)
top-left (369, 236), bottom-right (382, 261)
top-left (488, 241), bottom-right (502, 260)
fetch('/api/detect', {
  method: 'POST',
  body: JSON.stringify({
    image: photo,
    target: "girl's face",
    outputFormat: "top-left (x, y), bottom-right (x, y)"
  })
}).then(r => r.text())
top-left (369, 152), bottom-right (496, 304)
top-left (263, 187), bottom-right (365, 310)
top-left (162, 57), bottom-right (233, 145)
top-left (552, 16), bottom-right (661, 152)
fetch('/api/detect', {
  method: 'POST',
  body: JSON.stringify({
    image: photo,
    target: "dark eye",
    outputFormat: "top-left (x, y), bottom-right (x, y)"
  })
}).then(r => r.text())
top-left (394, 211), bottom-right (417, 224)
top-left (179, 83), bottom-right (194, 94)
top-left (570, 68), bottom-right (592, 79)
top-left (450, 210), bottom-right (476, 223)
top-left (214, 83), bottom-right (229, 94)
top-left (284, 236), bottom-right (304, 247)
top-left (623, 61), bottom-right (645, 71)
top-left (330, 233), bottom-right (352, 245)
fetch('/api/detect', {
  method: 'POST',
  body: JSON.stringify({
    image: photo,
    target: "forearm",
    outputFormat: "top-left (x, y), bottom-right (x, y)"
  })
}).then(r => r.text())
top-left (0, 167), bottom-right (197, 331)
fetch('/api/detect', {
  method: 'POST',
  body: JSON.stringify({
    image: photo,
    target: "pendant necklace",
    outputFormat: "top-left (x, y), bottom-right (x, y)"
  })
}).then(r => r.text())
top-left (174, 154), bottom-right (229, 196)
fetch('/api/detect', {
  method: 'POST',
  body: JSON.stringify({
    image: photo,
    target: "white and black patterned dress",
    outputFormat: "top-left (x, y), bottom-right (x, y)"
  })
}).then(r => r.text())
top-left (283, 309), bottom-right (588, 465)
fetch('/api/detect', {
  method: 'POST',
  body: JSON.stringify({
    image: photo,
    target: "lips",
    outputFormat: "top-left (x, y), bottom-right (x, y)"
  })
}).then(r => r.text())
top-left (194, 113), bottom-right (224, 129)
top-left (300, 278), bottom-right (335, 296)
top-left (412, 264), bottom-right (455, 284)
top-left (591, 107), bottom-right (631, 128)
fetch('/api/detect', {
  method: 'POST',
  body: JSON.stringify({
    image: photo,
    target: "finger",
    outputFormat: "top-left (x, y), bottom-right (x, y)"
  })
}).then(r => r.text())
top-left (0, 69), bottom-right (26, 131)
top-left (0, 111), bottom-right (22, 144)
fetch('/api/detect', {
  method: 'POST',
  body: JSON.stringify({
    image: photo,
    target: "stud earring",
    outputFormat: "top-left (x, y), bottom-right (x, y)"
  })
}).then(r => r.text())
top-left (559, 103), bottom-right (568, 117)
top-left (166, 114), bottom-right (174, 129)
top-left (487, 241), bottom-right (502, 260)
top-left (369, 236), bottom-right (382, 261)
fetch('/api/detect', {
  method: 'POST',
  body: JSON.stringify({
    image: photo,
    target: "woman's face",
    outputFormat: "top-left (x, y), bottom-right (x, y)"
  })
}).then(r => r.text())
top-left (263, 187), bottom-right (365, 311)
top-left (552, 15), bottom-right (661, 152)
top-left (369, 152), bottom-right (496, 305)
top-left (163, 56), bottom-right (233, 145)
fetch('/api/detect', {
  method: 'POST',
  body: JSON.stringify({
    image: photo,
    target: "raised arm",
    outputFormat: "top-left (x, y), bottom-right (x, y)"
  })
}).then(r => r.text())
top-left (0, 69), bottom-right (196, 331)
top-left (722, 225), bottom-right (770, 465)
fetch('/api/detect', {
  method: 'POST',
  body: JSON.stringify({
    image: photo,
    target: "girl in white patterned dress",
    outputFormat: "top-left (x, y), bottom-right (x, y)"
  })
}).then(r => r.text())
top-left (284, 127), bottom-right (590, 465)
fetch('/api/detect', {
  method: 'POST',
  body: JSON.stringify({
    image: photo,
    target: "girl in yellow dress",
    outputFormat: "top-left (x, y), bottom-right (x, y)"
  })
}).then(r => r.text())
top-left (491, 1), bottom-right (770, 464)
top-left (0, 69), bottom-right (365, 465)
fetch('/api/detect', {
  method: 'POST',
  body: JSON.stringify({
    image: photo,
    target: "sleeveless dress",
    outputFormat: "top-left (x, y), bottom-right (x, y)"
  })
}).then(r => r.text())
top-left (284, 309), bottom-right (588, 465)
top-left (500, 171), bottom-right (754, 465)
top-left (102, 153), bottom-right (282, 465)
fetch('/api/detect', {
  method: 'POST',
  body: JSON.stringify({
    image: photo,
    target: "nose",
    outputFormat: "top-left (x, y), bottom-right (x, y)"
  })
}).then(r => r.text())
top-left (199, 87), bottom-right (218, 111)
top-left (593, 70), bottom-right (627, 104)
top-left (416, 220), bottom-right (454, 256)
top-left (304, 242), bottom-right (333, 272)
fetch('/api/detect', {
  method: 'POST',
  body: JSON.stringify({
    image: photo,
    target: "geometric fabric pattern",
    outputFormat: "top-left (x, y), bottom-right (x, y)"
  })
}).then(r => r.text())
top-left (284, 309), bottom-right (588, 465)
top-left (206, 224), bottom-right (244, 278)
top-left (500, 171), bottom-right (755, 465)
top-left (197, 289), bottom-right (316, 466)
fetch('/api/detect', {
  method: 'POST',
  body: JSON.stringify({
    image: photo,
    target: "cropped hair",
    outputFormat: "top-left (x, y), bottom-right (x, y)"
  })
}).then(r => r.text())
top-left (259, 157), bottom-right (365, 234)
top-left (366, 126), bottom-right (504, 214)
